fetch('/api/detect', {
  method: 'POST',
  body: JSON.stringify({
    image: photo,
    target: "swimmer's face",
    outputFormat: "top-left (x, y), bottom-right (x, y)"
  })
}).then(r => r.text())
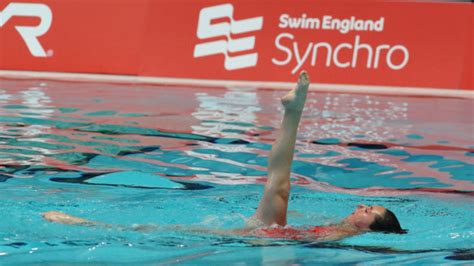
top-left (344, 205), bottom-right (387, 231)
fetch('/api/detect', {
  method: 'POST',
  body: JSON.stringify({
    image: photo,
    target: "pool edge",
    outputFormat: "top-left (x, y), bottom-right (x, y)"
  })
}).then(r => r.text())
top-left (1, 70), bottom-right (473, 99)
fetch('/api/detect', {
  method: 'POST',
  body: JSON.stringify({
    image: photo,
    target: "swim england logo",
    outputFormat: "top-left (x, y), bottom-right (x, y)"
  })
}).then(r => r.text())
top-left (194, 4), bottom-right (263, 70)
top-left (0, 2), bottom-right (52, 57)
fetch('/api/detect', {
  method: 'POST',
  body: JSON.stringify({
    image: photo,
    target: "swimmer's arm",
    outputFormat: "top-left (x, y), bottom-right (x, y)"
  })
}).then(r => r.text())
top-left (42, 211), bottom-right (102, 226)
top-left (144, 223), bottom-right (248, 237)
top-left (41, 211), bottom-right (239, 235)
top-left (42, 211), bottom-right (153, 232)
top-left (41, 211), bottom-right (354, 241)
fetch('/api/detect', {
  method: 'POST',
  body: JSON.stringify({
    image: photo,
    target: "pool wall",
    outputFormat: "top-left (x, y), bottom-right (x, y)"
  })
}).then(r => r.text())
top-left (0, 0), bottom-right (472, 92)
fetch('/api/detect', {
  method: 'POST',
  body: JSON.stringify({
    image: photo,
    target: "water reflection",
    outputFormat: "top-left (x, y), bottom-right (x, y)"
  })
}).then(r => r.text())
top-left (0, 78), bottom-right (472, 192)
top-left (191, 90), bottom-right (261, 138)
top-left (0, 85), bottom-right (56, 166)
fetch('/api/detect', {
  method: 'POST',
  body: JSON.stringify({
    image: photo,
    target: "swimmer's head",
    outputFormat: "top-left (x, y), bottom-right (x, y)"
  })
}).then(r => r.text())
top-left (369, 207), bottom-right (406, 234)
top-left (344, 205), bottom-right (406, 234)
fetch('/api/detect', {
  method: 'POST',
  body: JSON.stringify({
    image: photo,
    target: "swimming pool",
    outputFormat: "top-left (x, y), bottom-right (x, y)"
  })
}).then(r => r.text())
top-left (0, 78), bottom-right (472, 264)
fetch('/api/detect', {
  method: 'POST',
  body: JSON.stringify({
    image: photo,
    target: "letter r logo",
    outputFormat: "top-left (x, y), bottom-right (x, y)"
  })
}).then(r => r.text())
top-left (0, 3), bottom-right (52, 57)
top-left (194, 4), bottom-right (263, 70)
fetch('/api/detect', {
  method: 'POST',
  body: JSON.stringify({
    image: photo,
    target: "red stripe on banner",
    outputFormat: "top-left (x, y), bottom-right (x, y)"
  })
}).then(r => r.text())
top-left (0, 0), bottom-right (472, 90)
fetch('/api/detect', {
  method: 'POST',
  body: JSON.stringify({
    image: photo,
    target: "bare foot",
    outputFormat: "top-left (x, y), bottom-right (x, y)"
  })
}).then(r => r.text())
top-left (281, 71), bottom-right (310, 112)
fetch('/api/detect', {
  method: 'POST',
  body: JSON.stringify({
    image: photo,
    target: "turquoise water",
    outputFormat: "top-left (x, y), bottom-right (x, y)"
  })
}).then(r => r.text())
top-left (0, 78), bottom-right (473, 264)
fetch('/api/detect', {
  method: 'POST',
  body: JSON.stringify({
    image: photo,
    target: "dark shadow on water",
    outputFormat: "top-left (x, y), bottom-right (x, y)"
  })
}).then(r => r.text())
top-left (0, 164), bottom-right (213, 190)
top-left (212, 236), bottom-right (473, 261)
top-left (305, 243), bottom-right (473, 261)
top-left (76, 124), bottom-right (250, 145)
top-left (445, 249), bottom-right (474, 261)
top-left (312, 139), bottom-right (474, 153)
top-left (347, 143), bottom-right (389, 150)
top-left (2, 236), bottom-right (472, 261)
top-left (342, 186), bottom-right (474, 196)
top-left (50, 174), bottom-right (214, 190)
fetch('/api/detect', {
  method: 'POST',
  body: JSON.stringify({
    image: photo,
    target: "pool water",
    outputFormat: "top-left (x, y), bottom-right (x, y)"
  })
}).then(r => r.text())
top-left (0, 78), bottom-right (473, 264)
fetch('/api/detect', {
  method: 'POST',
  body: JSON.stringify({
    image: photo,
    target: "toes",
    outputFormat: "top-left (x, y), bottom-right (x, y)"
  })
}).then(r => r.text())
top-left (298, 71), bottom-right (310, 85)
top-left (300, 70), bottom-right (307, 79)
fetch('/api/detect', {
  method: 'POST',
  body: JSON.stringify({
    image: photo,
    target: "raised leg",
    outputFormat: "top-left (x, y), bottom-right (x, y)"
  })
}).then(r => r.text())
top-left (252, 71), bottom-right (309, 226)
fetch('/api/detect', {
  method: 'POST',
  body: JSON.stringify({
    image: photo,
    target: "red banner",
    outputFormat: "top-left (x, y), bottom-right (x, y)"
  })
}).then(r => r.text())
top-left (0, 0), bottom-right (472, 90)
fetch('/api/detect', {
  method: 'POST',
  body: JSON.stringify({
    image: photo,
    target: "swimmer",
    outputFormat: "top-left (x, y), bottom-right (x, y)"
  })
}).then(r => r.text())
top-left (42, 71), bottom-right (405, 241)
